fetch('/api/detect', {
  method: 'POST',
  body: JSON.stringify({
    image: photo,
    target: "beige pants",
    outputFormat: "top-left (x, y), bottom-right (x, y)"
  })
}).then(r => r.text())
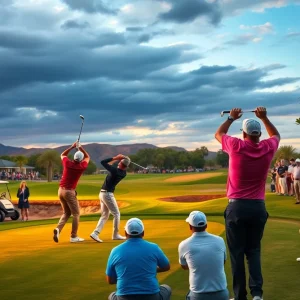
top-left (279, 177), bottom-right (288, 195)
top-left (294, 180), bottom-right (300, 203)
top-left (57, 187), bottom-right (80, 238)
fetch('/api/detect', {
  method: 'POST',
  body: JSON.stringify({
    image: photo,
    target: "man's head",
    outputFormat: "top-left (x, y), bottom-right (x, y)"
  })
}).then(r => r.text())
top-left (74, 151), bottom-right (84, 162)
top-left (118, 156), bottom-right (131, 169)
top-left (241, 118), bottom-right (262, 141)
top-left (290, 158), bottom-right (295, 165)
top-left (296, 158), bottom-right (300, 166)
top-left (280, 159), bottom-right (286, 166)
top-left (125, 217), bottom-right (144, 238)
top-left (186, 211), bottom-right (207, 232)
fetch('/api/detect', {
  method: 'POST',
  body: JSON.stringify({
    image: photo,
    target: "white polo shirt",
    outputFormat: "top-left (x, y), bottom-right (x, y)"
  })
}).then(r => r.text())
top-left (288, 165), bottom-right (294, 174)
top-left (178, 231), bottom-right (227, 293)
top-left (293, 166), bottom-right (300, 180)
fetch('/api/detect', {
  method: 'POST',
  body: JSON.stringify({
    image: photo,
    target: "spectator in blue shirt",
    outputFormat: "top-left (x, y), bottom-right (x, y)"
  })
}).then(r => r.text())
top-left (179, 211), bottom-right (229, 300)
top-left (106, 218), bottom-right (172, 300)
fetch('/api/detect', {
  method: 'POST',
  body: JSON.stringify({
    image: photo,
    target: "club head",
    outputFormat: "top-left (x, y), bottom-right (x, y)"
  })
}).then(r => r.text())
top-left (80, 115), bottom-right (84, 120)
top-left (220, 111), bottom-right (224, 117)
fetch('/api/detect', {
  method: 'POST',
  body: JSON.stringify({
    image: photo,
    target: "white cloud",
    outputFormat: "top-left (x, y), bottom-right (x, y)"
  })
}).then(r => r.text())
top-left (240, 22), bottom-right (274, 35)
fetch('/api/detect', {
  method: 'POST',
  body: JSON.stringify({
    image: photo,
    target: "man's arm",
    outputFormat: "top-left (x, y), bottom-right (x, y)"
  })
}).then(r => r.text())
top-left (61, 142), bottom-right (77, 159)
top-left (215, 108), bottom-right (243, 143)
top-left (180, 264), bottom-right (189, 270)
top-left (255, 107), bottom-right (280, 140)
top-left (101, 154), bottom-right (125, 171)
top-left (157, 264), bottom-right (170, 273)
top-left (106, 275), bottom-right (117, 285)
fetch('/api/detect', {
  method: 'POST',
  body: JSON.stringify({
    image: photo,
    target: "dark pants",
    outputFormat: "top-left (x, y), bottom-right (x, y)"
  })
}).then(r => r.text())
top-left (224, 200), bottom-right (268, 300)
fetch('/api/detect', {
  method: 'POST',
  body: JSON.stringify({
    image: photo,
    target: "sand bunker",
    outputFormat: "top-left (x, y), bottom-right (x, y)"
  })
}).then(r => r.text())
top-left (158, 194), bottom-right (226, 203)
top-left (165, 172), bottom-right (223, 183)
top-left (11, 200), bottom-right (129, 220)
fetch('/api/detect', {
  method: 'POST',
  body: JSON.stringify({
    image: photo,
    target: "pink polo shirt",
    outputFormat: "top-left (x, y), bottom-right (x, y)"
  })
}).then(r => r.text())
top-left (222, 135), bottom-right (279, 200)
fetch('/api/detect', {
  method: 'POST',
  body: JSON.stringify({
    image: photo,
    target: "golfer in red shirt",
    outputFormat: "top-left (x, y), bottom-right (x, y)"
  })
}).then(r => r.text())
top-left (215, 107), bottom-right (280, 300)
top-left (53, 141), bottom-right (90, 243)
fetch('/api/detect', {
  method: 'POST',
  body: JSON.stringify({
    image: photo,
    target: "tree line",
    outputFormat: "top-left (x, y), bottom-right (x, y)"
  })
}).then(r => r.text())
top-left (0, 144), bottom-right (298, 182)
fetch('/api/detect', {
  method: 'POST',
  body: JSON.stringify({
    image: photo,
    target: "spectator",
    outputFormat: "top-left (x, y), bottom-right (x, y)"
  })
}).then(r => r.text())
top-left (53, 141), bottom-right (90, 243)
top-left (277, 159), bottom-right (288, 196)
top-left (287, 158), bottom-right (295, 196)
top-left (17, 181), bottom-right (30, 221)
top-left (106, 218), bottom-right (171, 300)
top-left (215, 107), bottom-right (280, 300)
top-left (292, 158), bottom-right (300, 204)
top-left (178, 211), bottom-right (229, 300)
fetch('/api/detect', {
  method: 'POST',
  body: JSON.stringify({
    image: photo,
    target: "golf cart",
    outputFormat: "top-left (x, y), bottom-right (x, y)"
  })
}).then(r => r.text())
top-left (0, 180), bottom-right (20, 222)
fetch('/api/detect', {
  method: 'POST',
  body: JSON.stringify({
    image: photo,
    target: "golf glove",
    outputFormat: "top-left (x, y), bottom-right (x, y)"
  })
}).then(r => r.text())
top-left (76, 141), bottom-right (81, 148)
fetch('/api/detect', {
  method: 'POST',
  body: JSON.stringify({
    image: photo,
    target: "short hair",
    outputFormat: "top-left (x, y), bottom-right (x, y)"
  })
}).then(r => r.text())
top-left (191, 225), bottom-right (207, 232)
top-left (290, 158), bottom-right (295, 161)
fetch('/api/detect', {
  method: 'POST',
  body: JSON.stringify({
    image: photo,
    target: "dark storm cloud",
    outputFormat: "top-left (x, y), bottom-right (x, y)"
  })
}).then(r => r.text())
top-left (159, 0), bottom-right (222, 25)
top-left (62, 0), bottom-right (118, 15)
top-left (61, 20), bottom-right (91, 30)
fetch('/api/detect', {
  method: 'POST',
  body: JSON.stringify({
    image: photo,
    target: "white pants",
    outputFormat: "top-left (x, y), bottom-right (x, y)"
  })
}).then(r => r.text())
top-left (294, 180), bottom-right (300, 203)
top-left (93, 191), bottom-right (120, 236)
top-left (278, 177), bottom-right (288, 194)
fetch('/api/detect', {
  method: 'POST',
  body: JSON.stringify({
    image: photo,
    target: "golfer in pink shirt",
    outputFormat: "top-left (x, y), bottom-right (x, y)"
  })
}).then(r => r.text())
top-left (215, 107), bottom-right (280, 300)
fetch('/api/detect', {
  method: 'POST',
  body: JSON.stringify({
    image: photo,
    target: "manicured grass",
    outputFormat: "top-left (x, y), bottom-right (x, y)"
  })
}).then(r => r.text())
top-left (2, 172), bottom-right (300, 300)
top-left (1, 217), bottom-right (300, 300)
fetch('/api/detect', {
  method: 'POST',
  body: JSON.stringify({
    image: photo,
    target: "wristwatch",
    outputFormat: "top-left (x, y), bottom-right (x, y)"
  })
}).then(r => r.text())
top-left (227, 116), bottom-right (234, 122)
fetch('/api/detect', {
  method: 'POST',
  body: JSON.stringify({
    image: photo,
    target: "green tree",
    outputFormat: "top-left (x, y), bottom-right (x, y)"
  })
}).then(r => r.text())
top-left (0, 155), bottom-right (13, 161)
top-left (37, 150), bottom-right (61, 182)
top-left (205, 159), bottom-right (216, 168)
top-left (296, 118), bottom-right (300, 125)
top-left (190, 149), bottom-right (205, 169)
top-left (13, 155), bottom-right (28, 172)
top-left (200, 146), bottom-right (209, 156)
top-left (216, 150), bottom-right (229, 167)
top-left (85, 160), bottom-right (97, 175)
top-left (27, 153), bottom-right (43, 174)
top-left (275, 145), bottom-right (298, 161)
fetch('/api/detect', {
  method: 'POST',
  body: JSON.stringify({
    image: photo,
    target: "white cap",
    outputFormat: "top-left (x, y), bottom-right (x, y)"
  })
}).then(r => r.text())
top-left (296, 158), bottom-right (300, 163)
top-left (74, 151), bottom-right (84, 162)
top-left (125, 218), bottom-right (144, 235)
top-left (186, 211), bottom-right (207, 227)
top-left (242, 119), bottom-right (261, 136)
top-left (121, 157), bottom-right (131, 167)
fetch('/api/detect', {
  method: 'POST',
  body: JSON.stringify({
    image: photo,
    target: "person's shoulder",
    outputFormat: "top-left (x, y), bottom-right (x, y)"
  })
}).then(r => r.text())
top-left (207, 233), bottom-right (225, 242)
top-left (179, 236), bottom-right (192, 249)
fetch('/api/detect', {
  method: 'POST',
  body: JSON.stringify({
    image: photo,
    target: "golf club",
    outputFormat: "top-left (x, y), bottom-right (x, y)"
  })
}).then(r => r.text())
top-left (77, 115), bottom-right (84, 149)
top-left (220, 110), bottom-right (256, 117)
top-left (131, 161), bottom-right (148, 170)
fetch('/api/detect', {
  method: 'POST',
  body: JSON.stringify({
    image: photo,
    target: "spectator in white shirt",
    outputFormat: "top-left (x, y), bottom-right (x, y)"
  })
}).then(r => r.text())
top-left (292, 158), bottom-right (300, 204)
top-left (178, 211), bottom-right (229, 300)
top-left (287, 158), bottom-right (295, 196)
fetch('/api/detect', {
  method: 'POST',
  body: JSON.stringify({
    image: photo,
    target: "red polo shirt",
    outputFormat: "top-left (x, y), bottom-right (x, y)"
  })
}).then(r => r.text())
top-left (59, 157), bottom-right (88, 190)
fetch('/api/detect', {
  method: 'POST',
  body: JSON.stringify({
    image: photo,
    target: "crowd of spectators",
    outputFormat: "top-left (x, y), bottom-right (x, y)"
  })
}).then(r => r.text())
top-left (0, 170), bottom-right (39, 181)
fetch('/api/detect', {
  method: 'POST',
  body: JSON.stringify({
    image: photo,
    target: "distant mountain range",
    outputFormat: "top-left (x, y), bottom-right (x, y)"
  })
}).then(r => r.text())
top-left (0, 143), bottom-right (217, 167)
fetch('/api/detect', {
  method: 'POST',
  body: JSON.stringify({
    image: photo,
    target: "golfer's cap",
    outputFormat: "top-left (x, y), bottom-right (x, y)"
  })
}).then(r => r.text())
top-left (121, 157), bottom-right (131, 167)
top-left (241, 118), bottom-right (261, 136)
top-left (296, 158), bottom-right (300, 163)
top-left (186, 211), bottom-right (207, 227)
top-left (125, 218), bottom-right (144, 235)
top-left (74, 151), bottom-right (84, 162)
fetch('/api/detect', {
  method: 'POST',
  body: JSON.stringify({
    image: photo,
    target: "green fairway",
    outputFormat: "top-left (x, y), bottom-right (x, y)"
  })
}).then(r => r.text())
top-left (2, 172), bottom-right (300, 300)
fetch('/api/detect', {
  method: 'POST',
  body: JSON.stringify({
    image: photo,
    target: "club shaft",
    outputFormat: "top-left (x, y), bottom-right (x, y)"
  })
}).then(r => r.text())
top-left (77, 118), bottom-right (84, 149)
top-left (222, 110), bottom-right (255, 114)
top-left (131, 161), bottom-right (147, 169)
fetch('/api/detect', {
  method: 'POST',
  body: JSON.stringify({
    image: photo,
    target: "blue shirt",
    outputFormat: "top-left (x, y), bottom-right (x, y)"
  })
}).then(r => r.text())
top-left (178, 232), bottom-right (227, 293)
top-left (106, 238), bottom-right (170, 296)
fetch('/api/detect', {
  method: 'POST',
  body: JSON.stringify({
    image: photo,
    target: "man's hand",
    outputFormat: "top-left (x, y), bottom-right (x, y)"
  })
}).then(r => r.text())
top-left (71, 142), bottom-right (77, 148)
top-left (76, 141), bottom-right (81, 149)
top-left (255, 107), bottom-right (267, 120)
top-left (117, 154), bottom-right (125, 160)
top-left (230, 108), bottom-right (243, 120)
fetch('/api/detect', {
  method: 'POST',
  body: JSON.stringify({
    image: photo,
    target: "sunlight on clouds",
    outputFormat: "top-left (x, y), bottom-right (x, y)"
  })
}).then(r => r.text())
top-left (53, 5), bottom-right (65, 13)
top-left (252, 0), bottom-right (287, 13)
top-left (16, 107), bottom-right (57, 120)
top-left (121, 4), bottom-right (134, 13)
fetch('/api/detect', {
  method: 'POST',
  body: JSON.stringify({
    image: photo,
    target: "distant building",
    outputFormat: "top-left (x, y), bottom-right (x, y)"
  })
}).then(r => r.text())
top-left (0, 159), bottom-right (34, 174)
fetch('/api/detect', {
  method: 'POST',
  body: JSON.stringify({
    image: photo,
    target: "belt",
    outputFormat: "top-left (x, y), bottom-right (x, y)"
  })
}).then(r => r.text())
top-left (60, 187), bottom-right (75, 191)
top-left (295, 179), bottom-right (300, 181)
top-left (101, 189), bottom-right (112, 192)
top-left (229, 199), bottom-right (264, 203)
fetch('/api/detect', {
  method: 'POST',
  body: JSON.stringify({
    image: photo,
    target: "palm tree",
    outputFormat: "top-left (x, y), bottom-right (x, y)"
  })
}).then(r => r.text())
top-left (296, 118), bottom-right (300, 125)
top-left (275, 145), bottom-right (298, 161)
top-left (13, 155), bottom-right (28, 173)
top-left (37, 150), bottom-right (61, 182)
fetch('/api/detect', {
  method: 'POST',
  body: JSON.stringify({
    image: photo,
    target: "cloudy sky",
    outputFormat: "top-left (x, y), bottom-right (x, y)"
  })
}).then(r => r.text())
top-left (1, 0), bottom-right (300, 151)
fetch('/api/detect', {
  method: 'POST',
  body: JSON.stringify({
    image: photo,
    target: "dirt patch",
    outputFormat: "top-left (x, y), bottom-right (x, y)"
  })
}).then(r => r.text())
top-left (165, 172), bottom-right (223, 183)
top-left (11, 200), bottom-right (129, 220)
top-left (158, 194), bottom-right (226, 203)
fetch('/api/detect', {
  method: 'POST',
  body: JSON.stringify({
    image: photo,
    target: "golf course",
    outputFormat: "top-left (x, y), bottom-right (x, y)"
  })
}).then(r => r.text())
top-left (1, 171), bottom-right (300, 300)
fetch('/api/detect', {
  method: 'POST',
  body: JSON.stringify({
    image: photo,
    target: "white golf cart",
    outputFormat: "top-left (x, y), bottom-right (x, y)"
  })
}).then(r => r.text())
top-left (0, 180), bottom-right (20, 222)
